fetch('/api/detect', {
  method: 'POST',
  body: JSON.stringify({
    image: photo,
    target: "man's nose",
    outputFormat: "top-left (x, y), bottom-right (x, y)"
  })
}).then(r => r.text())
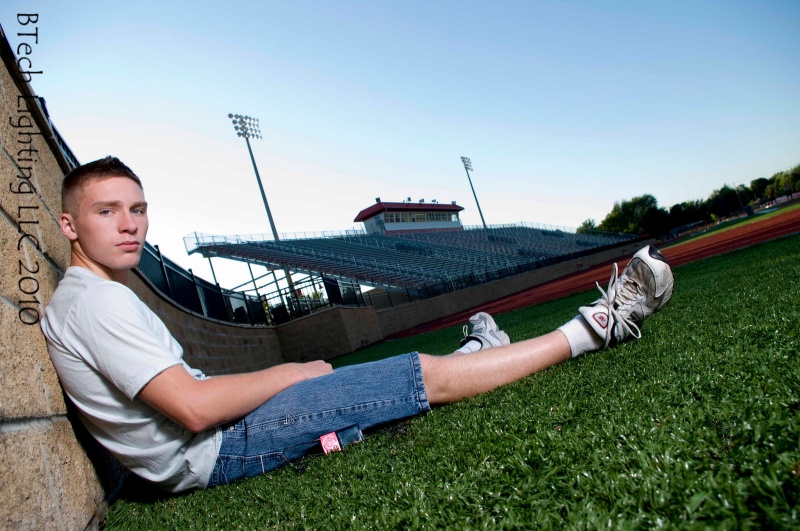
top-left (119, 211), bottom-right (138, 232)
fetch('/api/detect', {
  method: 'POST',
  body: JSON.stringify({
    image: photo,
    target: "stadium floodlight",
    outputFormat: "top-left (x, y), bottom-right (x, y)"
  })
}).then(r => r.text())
top-left (460, 156), bottom-right (487, 229)
top-left (228, 113), bottom-right (278, 241)
top-left (228, 113), bottom-right (298, 304)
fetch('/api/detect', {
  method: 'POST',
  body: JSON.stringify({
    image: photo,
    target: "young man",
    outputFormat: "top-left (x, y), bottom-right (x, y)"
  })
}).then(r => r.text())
top-left (41, 156), bottom-right (674, 493)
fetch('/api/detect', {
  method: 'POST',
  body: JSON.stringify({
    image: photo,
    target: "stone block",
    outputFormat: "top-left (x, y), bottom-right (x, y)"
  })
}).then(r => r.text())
top-left (31, 148), bottom-right (67, 222)
top-left (0, 171), bottom-right (69, 284)
top-left (0, 71), bottom-right (68, 224)
top-left (0, 302), bottom-right (66, 419)
top-left (0, 419), bottom-right (103, 530)
top-left (0, 221), bottom-right (63, 312)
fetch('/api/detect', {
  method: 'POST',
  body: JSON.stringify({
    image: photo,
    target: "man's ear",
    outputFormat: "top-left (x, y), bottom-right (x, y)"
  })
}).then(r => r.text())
top-left (60, 213), bottom-right (78, 241)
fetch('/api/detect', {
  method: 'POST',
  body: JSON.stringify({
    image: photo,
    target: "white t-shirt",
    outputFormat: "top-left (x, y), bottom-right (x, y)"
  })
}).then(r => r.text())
top-left (40, 267), bottom-right (221, 492)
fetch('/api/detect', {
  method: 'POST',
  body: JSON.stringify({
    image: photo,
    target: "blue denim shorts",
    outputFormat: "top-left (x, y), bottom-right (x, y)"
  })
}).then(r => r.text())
top-left (206, 352), bottom-right (430, 487)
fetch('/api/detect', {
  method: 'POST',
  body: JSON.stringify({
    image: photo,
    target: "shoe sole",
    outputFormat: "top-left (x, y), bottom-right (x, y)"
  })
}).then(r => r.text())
top-left (630, 245), bottom-right (674, 308)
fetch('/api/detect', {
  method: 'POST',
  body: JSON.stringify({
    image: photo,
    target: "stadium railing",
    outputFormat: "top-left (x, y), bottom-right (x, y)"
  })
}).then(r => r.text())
top-left (135, 242), bottom-right (334, 326)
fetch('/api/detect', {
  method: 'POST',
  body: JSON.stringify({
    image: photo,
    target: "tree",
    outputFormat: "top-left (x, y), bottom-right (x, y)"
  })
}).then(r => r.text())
top-left (576, 219), bottom-right (596, 234)
top-left (668, 199), bottom-right (709, 228)
top-left (779, 172), bottom-right (799, 196)
top-left (598, 200), bottom-right (636, 234)
top-left (735, 184), bottom-right (753, 205)
top-left (770, 171), bottom-right (786, 192)
top-left (750, 177), bottom-right (770, 200)
top-left (641, 206), bottom-right (671, 237)
top-left (790, 164), bottom-right (800, 190)
top-left (707, 185), bottom-right (741, 218)
top-left (598, 194), bottom-right (669, 236)
top-left (590, 160), bottom-right (799, 239)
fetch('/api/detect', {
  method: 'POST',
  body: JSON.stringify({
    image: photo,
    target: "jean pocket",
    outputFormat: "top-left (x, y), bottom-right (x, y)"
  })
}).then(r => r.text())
top-left (214, 452), bottom-right (287, 486)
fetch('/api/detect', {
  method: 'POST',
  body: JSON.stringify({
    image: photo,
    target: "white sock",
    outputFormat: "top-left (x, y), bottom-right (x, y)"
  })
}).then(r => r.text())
top-left (558, 315), bottom-right (604, 357)
top-left (457, 339), bottom-right (482, 354)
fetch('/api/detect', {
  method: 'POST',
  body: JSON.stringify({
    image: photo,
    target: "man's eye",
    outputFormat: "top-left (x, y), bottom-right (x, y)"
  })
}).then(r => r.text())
top-left (99, 209), bottom-right (112, 215)
top-left (132, 208), bottom-right (146, 215)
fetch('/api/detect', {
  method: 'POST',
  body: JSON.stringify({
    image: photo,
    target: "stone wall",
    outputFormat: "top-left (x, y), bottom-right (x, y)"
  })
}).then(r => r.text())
top-left (0, 25), bottom-right (104, 529)
top-left (0, 26), bottom-right (287, 529)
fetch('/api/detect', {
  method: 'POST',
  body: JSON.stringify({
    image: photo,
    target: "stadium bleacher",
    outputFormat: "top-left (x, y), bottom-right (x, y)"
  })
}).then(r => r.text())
top-left (185, 224), bottom-right (634, 294)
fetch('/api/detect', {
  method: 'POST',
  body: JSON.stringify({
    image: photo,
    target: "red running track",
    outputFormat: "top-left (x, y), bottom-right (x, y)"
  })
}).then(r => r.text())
top-left (389, 206), bottom-right (800, 339)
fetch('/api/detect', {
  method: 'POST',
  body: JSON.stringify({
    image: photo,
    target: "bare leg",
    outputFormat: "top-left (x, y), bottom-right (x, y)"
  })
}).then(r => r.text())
top-left (420, 330), bottom-right (571, 404)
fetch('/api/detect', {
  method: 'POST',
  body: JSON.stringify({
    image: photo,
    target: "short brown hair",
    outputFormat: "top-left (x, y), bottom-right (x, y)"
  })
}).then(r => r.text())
top-left (62, 156), bottom-right (143, 216)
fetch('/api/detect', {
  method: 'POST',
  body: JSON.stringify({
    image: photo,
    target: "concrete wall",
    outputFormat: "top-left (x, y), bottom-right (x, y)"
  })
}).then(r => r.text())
top-left (277, 305), bottom-right (383, 363)
top-left (130, 271), bottom-right (383, 369)
top-left (375, 244), bottom-right (648, 338)
top-left (129, 273), bottom-right (285, 375)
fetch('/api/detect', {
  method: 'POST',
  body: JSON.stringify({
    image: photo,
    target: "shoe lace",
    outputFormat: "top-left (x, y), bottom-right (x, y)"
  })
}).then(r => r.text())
top-left (594, 263), bottom-right (643, 348)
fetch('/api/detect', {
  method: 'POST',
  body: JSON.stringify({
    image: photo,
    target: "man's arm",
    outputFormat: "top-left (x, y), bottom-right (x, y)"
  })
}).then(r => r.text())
top-left (138, 361), bottom-right (333, 433)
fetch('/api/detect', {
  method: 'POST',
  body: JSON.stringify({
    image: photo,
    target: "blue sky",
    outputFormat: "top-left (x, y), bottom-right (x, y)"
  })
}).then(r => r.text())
top-left (2, 1), bottom-right (798, 286)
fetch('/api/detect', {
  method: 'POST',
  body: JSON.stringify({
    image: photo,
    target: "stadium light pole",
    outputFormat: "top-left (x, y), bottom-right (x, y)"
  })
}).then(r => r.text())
top-left (461, 156), bottom-right (487, 229)
top-left (228, 113), bottom-right (280, 241)
top-left (228, 113), bottom-right (297, 305)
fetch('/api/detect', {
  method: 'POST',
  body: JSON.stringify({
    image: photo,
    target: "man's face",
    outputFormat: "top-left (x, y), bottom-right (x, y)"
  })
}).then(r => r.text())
top-left (60, 176), bottom-right (148, 282)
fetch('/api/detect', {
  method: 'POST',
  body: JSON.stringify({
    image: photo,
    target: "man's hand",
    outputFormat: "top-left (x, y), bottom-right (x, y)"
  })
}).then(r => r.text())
top-left (139, 360), bottom-right (334, 433)
top-left (294, 360), bottom-right (334, 379)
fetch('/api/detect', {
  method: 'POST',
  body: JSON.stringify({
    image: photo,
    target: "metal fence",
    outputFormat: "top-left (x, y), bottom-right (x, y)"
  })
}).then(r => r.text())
top-left (136, 242), bottom-right (336, 326)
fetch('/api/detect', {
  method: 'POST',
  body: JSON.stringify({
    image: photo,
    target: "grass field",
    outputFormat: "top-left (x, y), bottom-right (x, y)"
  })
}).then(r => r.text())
top-left (108, 235), bottom-right (800, 529)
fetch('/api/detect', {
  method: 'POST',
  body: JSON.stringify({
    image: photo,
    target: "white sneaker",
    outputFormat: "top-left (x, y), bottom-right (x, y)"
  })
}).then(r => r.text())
top-left (579, 245), bottom-right (674, 348)
top-left (460, 312), bottom-right (511, 350)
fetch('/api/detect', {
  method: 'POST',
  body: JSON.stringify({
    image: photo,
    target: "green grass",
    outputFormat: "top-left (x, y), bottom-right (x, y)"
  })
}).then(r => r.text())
top-left (108, 235), bottom-right (800, 529)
